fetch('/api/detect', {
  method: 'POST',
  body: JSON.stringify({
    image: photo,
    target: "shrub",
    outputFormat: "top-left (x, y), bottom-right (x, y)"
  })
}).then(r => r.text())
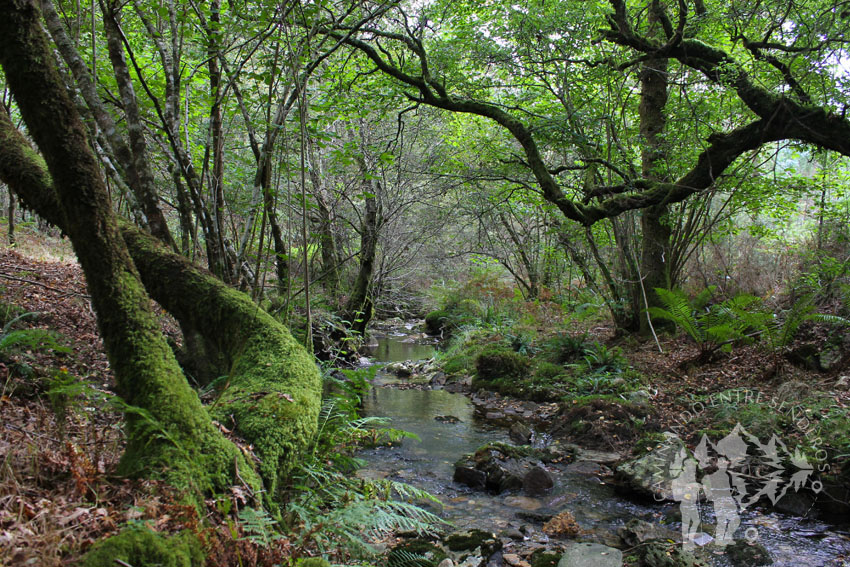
top-left (541, 333), bottom-right (589, 364)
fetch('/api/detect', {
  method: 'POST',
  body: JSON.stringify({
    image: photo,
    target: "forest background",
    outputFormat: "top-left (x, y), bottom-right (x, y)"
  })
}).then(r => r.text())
top-left (1, 0), bottom-right (850, 565)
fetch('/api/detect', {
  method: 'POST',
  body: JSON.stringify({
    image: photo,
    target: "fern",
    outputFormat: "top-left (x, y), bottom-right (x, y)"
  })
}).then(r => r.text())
top-left (650, 287), bottom-right (756, 357)
top-left (387, 549), bottom-right (434, 567)
top-left (237, 506), bottom-right (280, 546)
top-left (0, 311), bottom-right (70, 357)
top-left (649, 287), bottom-right (704, 345)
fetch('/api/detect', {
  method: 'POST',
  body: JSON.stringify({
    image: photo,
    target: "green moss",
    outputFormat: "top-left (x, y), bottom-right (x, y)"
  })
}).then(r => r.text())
top-left (563, 393), bottom-right (634, 407)
top-left (475, 344), bottom-right (529, 380)
top-left (529, 551), bottom-right (561, 567)
top-left (437, 330), bottom-right (493, 376)
top-left (121, 225), bottom-right (323, 503)
top-left (82, 526), bottom-right (203, 567)
top-left (634, 431), bottom-right (670, 456)
top-left (425, 309), bottom-right (450, 334)
top-left (533, 361), bottom-right (566, 381)
top-left (443, 529), bottom-right (501, 556)
top-left (209, 323), bottom-right (321, 498)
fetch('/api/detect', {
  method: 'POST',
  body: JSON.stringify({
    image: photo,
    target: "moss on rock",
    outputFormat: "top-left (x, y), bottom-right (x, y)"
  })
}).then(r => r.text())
top-left (475, 344), bottom-right (530, 381)
top-left (82, 526), bottom-right (203, 567)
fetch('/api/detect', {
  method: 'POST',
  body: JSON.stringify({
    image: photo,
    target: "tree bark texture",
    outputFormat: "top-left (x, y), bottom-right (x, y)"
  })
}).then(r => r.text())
top-left (0, 0), bottom-right (321, 503)
top-left (637, 6), bottom-right (671, 334)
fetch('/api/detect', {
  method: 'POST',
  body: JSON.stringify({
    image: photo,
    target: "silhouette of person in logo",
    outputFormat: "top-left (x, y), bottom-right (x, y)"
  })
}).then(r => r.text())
top-left (703, 455), bottom-right (741, 547)
top-left (671, 448), bottom-right (701, 550)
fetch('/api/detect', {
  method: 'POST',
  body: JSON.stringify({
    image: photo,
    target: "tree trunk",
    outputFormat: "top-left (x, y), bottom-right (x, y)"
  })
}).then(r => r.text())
top-left (637, 4), bottom-right (671, 335)
top-left (307, 138), bottom-right (341, 299)
top-left (0, 0), bottom-right (320, 504)
top-left (7, 187), bottom-right (14, 244)
top-left (344, 153), bottom-right (381, 335)
top-left (0, 0), bottom-right (256, 500)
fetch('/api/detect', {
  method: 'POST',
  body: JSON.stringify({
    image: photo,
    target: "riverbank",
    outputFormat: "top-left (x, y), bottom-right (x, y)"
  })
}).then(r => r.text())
top-left (361, 318), bottom-right (850, 567)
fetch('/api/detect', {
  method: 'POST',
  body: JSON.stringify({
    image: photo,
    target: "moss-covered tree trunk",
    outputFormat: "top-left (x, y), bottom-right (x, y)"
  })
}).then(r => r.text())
top-left (637, 3), bottom-right (671, 335)
top-left (0, 0), bottom-right (257, 497)
top-left (0, 0), bottom-right (320, 503)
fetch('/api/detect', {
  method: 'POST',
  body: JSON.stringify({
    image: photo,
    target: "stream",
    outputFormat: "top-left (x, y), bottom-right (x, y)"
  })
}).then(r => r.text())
top-left (357, 332), bottom-right (850, 566)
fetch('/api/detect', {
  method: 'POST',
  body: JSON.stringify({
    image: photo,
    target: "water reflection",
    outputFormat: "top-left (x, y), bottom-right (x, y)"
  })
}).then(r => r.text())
top-left (364, 337), bottom-right (436, 362)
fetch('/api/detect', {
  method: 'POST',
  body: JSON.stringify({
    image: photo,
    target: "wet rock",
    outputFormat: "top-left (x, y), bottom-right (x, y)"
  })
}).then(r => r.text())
top-left (724, 540), bottom-right (771, 567)
top-left (515, 507), bottom-right (558, 523)
top-left (510, 422), bottom-right (534, 445)
top-left (444, 529), bottom-right (503, 562)
top-left (614, 432), bottom-right (685, 501)
top-left (774, 491), bottom-right (817, 517)
top-left (565, 461), bottom-right (612, 477)
top-left (436, 415), bottom-right (462, 423)
top-left (500, 528), bottom-right (525, 541)
top-left (504, 495), bottom-right (542, 510)
top-left (617, 518), bottom-right (680, 547)
top-left (523, 466), bottom-right (554, 495)
top-left (637, 541), bottom-right (704, 567)
top-left (485, 410), bottom-right (507, 421)
top-left (557, 542), bottom-right (622, 567)
top-left (454, 444), bottom-right (568, 494)
top-left (454, 461), bottom-right (487, 489)
top-left (431, 371), bottom-right (448, 387)
top-left (386, 361), bottom-right (412, 377)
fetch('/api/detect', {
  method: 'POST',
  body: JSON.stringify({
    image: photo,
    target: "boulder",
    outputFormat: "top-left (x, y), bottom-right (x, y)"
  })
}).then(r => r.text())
top-left (637, 541), bottom-right (704, 567)
top-left (614, 432), bottom-right (685, 501)
top-left (617, 518), bottom-right (680, 547)
top-left (430, 371), bottom-right (448, 387)
top-left (724, 540), bottom-right (772, 567)
top-left (557, 543), bottom-right (622, 567)
top-left (510, 422), bottom-right (534, 445)
top-left (523, 466), bottom-right (555, 495)
top-left (453, 461), bottom-right (487, 489)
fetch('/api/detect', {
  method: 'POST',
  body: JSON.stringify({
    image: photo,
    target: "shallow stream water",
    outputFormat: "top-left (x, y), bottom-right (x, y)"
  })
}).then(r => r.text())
top-left (357, 334), bottom-right (850, 566)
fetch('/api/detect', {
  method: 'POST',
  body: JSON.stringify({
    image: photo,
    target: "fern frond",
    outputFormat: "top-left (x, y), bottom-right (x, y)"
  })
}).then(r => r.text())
top-left (387, 549), bottom-right (432, 567)
top-left (652, 287), bottom-right (703, 344)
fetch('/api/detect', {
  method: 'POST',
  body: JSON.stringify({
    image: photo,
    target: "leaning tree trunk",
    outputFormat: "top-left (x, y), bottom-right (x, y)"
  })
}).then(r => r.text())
top-left (0, 0), bottom-right (320, 505)
top-left (0, 0), bottom-right (256, 499)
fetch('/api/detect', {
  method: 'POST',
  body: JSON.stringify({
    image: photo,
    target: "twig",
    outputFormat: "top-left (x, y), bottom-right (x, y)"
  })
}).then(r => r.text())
top-left (0, 272), bottom-right (90, 298)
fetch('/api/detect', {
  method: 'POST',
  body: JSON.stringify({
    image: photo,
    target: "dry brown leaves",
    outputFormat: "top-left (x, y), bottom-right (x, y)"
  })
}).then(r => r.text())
top-left (542, 511), bottom-right (584, 538)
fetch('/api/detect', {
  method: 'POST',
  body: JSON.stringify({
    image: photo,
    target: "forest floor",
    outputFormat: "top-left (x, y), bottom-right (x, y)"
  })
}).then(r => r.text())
top-left (0, 233), bottom-right (198, 565)
top-left (2, 227), bottom-right (850, 565)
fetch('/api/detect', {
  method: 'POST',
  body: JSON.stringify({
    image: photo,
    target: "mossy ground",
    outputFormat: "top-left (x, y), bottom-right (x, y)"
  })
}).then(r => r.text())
top-left (82, 526), bottom-right (204, 567)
